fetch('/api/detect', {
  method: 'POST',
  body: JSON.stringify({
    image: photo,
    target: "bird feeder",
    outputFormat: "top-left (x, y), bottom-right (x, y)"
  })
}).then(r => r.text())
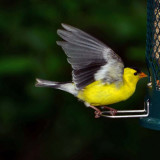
top-left (140, 0), bottom-right (160, 130)
top-left (101, 1), bottom-right (160, 120)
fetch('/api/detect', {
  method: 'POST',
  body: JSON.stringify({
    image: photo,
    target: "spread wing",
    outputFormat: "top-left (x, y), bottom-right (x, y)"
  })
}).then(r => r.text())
top-left (57, 24), bottom-right (124, 90)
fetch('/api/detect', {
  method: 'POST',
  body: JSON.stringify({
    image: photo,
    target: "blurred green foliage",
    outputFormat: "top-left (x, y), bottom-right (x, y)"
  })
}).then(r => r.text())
top-left (1, 0), bottom-right (160, 160)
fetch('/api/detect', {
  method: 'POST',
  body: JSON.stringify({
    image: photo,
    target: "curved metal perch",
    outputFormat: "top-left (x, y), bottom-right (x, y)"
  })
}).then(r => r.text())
top-left (101, 99), bottom-right (150, 118)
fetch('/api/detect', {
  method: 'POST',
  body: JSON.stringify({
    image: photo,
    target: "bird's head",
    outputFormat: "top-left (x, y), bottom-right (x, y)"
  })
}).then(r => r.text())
top-left (123, 67), bottom-right (147, 85)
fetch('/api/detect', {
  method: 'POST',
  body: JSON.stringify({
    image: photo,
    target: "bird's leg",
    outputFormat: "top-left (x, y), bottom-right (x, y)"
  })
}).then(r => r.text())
top-left (101, 106), bottom-right (117, 116)
top-left (89, 106), bottom-right (102, 118)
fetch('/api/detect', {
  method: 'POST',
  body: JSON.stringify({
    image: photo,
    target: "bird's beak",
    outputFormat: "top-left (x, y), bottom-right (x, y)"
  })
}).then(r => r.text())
top-left (139, 72), bottom-right (147, 78)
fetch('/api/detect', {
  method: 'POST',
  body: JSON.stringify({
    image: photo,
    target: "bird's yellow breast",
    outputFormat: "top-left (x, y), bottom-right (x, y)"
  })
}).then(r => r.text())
top-left (77, 80), bottom-right (136, 106)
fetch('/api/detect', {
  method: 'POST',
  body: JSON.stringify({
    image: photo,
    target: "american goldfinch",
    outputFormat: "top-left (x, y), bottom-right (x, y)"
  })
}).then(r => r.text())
top-left (35, 24), bottom-right (147, 118)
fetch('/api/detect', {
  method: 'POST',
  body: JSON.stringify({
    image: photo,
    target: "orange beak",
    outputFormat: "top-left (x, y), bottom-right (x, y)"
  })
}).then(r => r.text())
top-left (139, 72), bottom-right (147, 78)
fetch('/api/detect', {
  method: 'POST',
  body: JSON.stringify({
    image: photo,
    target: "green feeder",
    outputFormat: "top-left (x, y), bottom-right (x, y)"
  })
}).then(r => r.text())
top-left (140, 0), bottom-right (160, 130)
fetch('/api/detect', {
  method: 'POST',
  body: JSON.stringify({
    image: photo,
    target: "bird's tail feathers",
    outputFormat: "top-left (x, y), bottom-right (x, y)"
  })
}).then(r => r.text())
top-left (35, 78), bottom-right (59, 88)
top-left (35, 78), bottom-right (77, 95)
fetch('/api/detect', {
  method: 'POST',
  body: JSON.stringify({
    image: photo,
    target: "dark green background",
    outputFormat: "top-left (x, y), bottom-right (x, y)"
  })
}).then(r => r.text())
top-left (0, 0), bottom-right (160, 160)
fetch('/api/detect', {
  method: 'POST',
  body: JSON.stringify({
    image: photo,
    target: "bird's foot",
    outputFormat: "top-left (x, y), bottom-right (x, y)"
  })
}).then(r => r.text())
top-left (89, 106), bottom-right (102, 118)
top-left (94, 110), bottom-right (102, 118)
top-left (101, 106), bottom-right (117, 116)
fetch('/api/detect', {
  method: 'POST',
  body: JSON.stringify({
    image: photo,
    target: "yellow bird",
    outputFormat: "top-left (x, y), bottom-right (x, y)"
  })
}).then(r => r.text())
top-left (35, 24), bottom-right (147, 118)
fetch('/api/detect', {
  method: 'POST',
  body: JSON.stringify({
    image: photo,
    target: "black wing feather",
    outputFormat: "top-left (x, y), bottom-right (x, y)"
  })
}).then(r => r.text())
top-left (72, 63), bottom-right (105, 89)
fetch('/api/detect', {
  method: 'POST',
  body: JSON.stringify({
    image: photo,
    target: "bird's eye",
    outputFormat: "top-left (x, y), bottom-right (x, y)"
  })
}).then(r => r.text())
top-left (134, 72), bottom-right (138, 76)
